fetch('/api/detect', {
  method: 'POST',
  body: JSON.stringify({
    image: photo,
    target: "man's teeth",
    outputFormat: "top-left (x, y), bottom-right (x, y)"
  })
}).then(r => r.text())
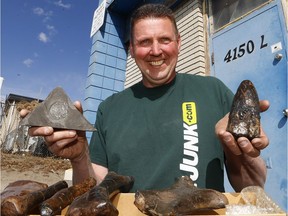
top-left (150, 60), bottom-right (164, 66)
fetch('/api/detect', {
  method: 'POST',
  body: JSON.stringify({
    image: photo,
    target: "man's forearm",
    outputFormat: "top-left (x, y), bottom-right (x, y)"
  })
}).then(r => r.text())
top-left (225, 153), bottom-right (267, 192)
top-left (70, 145), bottom-right (96, 185)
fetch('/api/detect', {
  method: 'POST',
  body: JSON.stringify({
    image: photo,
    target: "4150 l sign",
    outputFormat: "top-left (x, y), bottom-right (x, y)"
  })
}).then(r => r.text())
top-left (223, 35), bottom-right (268, 63)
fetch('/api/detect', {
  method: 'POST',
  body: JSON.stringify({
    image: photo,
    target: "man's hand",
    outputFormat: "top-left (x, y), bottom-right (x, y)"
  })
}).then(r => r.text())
top-left (20, 101), bottom-right (88, 162)
top-left (215, 100), bottom-right (270, 157)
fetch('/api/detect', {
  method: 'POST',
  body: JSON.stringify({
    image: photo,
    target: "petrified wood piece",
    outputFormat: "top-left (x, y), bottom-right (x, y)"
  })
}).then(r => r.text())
top-left (1, 180), bottom-right (68, 216)
top-left (41, 177), bottom-right (97, 216)
top-left (227, 80), bottom-right (261, 140)
top-left (134, 176), bottom-right (228, 216)
top-left (1, 180), bottom-right (48, 201)
top-left (20, 87), bottom-right (96, 131)
top-left (66, 172), bottom-right (134, 216)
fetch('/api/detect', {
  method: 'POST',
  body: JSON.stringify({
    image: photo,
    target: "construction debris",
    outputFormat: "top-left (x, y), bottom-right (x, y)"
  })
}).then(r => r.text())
top-left (0, 99), bottom-right (51, 156)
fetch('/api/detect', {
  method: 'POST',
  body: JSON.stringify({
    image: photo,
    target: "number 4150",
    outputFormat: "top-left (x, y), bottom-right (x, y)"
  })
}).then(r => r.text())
top-left (224, 35), bottom-right (267, 63)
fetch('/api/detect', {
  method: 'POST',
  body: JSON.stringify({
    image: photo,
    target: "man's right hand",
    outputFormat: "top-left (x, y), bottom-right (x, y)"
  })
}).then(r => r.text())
top-left (19, 101), bottom-right (88, 162)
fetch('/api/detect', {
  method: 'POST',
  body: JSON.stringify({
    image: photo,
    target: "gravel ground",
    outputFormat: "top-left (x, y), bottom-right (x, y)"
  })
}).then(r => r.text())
top-left (1, 151), bottom-right (72, 191)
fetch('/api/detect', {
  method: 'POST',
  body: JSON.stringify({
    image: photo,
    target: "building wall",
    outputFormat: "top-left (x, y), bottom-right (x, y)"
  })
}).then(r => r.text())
top-left (83, 10), bottom-right (127, 140)
top-left (125, 0), bottom-right (206, 88)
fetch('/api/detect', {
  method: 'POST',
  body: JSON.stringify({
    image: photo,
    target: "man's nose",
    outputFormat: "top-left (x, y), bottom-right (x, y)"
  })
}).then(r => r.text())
top-left (150, 41), bottom-right (162, 55)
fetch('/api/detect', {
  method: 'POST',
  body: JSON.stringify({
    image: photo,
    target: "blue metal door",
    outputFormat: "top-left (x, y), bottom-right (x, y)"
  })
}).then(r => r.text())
top-left (210, 1), bottom-right (287, 211)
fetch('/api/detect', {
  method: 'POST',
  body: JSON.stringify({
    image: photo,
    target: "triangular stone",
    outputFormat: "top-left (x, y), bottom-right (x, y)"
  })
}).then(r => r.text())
top-left (20, 87), bottom-right (96, 131)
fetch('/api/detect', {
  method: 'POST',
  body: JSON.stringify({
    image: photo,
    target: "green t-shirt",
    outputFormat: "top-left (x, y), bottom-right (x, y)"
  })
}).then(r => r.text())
top-left (89, 73), bottom-right (234, 192)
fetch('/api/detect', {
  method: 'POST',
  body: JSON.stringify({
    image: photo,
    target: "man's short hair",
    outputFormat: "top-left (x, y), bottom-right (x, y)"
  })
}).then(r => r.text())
top-left (130, 4), bottom-right (178, 42)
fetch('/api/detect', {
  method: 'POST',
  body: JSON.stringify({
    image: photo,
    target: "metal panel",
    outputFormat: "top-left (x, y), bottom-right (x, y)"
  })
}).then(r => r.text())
top-left (211, 2), bottom-right (287, 211)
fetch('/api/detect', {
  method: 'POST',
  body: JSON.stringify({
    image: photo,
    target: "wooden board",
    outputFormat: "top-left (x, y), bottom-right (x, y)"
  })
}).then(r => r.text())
top-left (60, 192), bottom-right (286, 216)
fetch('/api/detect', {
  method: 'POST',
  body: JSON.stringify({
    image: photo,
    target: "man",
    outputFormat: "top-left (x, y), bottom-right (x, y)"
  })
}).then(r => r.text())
top-left (22, 4), bottom-right (269, 192)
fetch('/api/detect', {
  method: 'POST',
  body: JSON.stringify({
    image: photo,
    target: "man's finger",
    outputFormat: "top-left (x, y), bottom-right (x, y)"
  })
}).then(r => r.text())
top-left (28, 126), bottom-right (54, 137)
top-left (238, 138), bottom-right (260, 157)
top-left (219, 130), bottom-right (242, 155)
top-left (44, 130), bottom-right (77, 144)
top-left (259, 100), bottom-right (269, 112)
top-left (19, 109), bottom-right (30, 118)
top-left (73, 101), bottom-right (83, 113)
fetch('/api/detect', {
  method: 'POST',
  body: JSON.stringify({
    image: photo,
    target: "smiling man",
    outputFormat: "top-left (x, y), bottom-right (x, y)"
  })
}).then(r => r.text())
top-left (130, 13), bottom-right (181, 88)
top-left (24, 3), bottom-right (269, 193)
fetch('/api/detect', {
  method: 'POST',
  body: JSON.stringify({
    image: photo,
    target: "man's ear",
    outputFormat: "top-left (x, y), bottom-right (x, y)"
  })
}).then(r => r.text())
top-left (129, 41), bottom-right (135, 58)
top-left (177, 34), bottom-right (181, 53)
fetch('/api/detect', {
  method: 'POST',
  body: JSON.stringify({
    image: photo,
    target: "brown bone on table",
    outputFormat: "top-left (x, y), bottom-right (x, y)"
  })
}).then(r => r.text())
top-left (1, 180), bottom-right (68, 216)
top-left (65, 172), bottom-right (134, 216)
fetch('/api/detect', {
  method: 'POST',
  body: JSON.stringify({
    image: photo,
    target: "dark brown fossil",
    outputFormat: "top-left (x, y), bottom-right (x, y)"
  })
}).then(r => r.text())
top-left (1, 180), bottom-right (68, 216)
top-left (20, 87), bottom-right (96, 131)
top-left (66, 172), bottom-right (134, 216)
top-left (227, 80), bottom-right (261, 140)
top-left (1, 180), bottom-right (48, 201)
top-left (40, 177), bottom-right (97, 216)
top-left (134, 176), bottom-right (228, 216)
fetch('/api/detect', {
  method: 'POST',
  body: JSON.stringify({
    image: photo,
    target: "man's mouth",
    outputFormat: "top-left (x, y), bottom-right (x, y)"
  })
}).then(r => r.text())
top-left (150, 60), bottom-right (164, 66)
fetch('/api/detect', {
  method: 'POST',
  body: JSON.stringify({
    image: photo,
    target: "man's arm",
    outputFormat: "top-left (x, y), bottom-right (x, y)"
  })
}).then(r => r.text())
top-left (70, 141), bottom-right (108, 185)
top-left (21, 101), bottom-right (108, 185)
top-left (218, 129), bottom-right (267, 191)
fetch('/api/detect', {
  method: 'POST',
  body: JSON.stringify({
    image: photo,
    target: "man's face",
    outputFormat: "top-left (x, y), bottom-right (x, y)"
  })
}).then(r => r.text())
top-left (130, 18), bottom-right (181, 88)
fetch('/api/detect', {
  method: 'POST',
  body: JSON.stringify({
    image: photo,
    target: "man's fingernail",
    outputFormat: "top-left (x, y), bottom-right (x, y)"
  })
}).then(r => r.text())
top-left (43, 127), bottom-right (50, 134)
top-left (239, 140), bottom-right (248, 147)
top-left (224, 136), bottom-right (231, 142)
top-left (69, 131), bottom-right (76, 136)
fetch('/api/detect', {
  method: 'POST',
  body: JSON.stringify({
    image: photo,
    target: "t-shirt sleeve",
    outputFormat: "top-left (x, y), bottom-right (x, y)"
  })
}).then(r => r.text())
top-left (222, 85), bottom-right (234, 115)
top-left (89, 104), bottom-right (108, 167)
top-left (213, 76), bottom-right (234, 115)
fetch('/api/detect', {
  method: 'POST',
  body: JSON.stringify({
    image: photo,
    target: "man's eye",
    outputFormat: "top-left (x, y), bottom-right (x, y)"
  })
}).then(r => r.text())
top-left (159, 38), bottom-right (171, 44)
top-left (139, 40), bottom-right (151, 47)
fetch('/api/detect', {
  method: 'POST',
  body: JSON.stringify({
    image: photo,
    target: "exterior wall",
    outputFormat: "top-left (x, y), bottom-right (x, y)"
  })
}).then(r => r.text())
top-left (125, 0), bottom-right (206, 88)
top-left (175, 0), bottom-right (206, 75)
top-left (209, 0), bottom-right (287, 210)
top-left (83, 10), bottom-right (127, 141)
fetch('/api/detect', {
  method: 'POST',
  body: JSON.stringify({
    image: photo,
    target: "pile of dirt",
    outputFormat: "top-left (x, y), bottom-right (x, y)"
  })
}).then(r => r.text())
top-left (15, 100), bottom-right (40, 112)
top-left (1, 151), bottom-right (71, 174)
